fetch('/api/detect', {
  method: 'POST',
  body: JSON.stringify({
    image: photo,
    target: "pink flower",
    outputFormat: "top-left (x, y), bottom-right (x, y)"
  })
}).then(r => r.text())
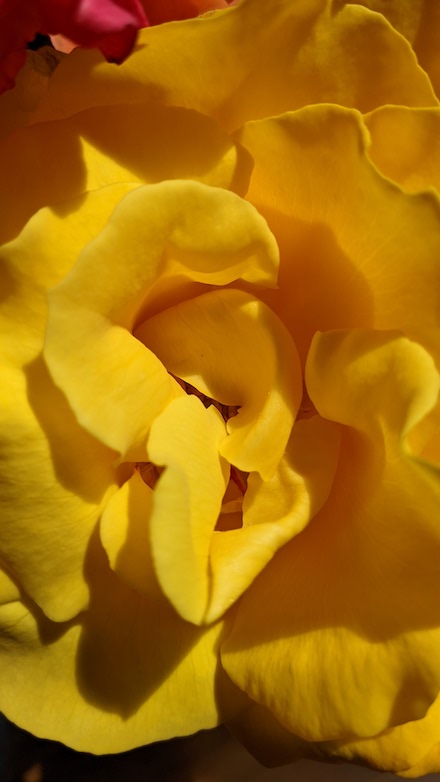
top-left (0, 0), bottom-right (148, 93)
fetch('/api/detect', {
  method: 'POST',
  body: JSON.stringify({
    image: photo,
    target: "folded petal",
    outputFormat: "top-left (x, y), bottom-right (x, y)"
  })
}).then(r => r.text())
top-left (136, 288), bottom-right (302, 479)
top-left (33, 0), bottom-right (436, 128)
top-left (0, 540), bottom-right (239, 754)
top-left (222, 330), bottom-right (440, 742)
top-left (45, 181), bottom-right (279, 459)
top-left (206, 415), bottom-right (341, 624)
top-left (147, 395), bottom-right (228, 624)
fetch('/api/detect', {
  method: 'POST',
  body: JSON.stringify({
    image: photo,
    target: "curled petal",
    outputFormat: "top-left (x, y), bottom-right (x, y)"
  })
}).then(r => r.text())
top-left (205, 415), bottom-right (341, 623)
top-left (44, 181), bottom-right (278, 460)
top-left (136, 288), bottom-right (302, 480)
top-left (148, 395), bottom-right (229, 624)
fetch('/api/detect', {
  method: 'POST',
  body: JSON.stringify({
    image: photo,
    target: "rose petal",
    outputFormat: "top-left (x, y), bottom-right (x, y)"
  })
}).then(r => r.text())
top-left (147, 395), bottom-right (229, 624)
top-left (340, 0), bottom-right (440, 101)
top-left (0, 543), bottom-right (239, 754)
top-left (205, 415), bottom-right (341, 624)
top-left (0, 186), bottom-right (133, 621)
top-left (33, 0), bottom-right (437, 128)
top-left (136, 288), bottom-right (302, 480)
top-left (222, 330), bottom-right (440, 741)
top-left (0, 102), bottom-right (250, 244)
top-left (100, 468), bottom-right (159, 596)
top-left (44, 181), bottom-right (279, 459)
top-left (365, 105), bottom-right (440, 194)
top-left (234, 106), bottom-right (440, 374)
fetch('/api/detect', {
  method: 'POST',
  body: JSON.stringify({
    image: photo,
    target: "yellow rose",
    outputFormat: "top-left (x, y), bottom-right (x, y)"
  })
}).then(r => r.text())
top-left (1, 0), bottom-right (440, 775)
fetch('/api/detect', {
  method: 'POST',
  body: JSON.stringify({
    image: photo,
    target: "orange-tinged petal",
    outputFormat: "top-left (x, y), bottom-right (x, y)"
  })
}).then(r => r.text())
top-left (365, 106), bottom-right (440, 194)
top-left (136, 288), bottom-right (302, 480)
top-left (341, 0), bottom-right (440, 100)
top-left (148, 395), bottom-right (228, 624)
top-left (234, 106), bottom-right (440, 372)
top-left (0, 543), bottom-right (239, 754)
top-left (33, 0), bottom-right (436, 130)
top-left (222, 330), bottom-right (440, 742)
top-left (44, 181), bottom-right (278, 460)
top-left (0, 102), bottom-right (250, 244)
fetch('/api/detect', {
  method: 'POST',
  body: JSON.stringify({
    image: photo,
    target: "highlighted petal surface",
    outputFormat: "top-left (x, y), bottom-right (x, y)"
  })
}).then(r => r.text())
top-left (137, 288), bottom-right (302, 479)
top-left (222, 330), bottom-right (440, 742)
top-left (34, 0), bottom-right (436, 129)
top-left (45, 181), bottom-right (278, 459)
top-left (148, 395), bottom-right (228, 625)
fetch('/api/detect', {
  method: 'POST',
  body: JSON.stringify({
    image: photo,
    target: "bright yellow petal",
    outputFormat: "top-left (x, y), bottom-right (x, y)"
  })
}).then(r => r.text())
top-left (44, 181), bottom-right (279, 459)
top-left (0, 188), bottom-right (133, 621)
top-left (136, 288), bottom-right (302, 480)
top-left (205, 416), bottom-right (341, 624)
top-left (0, 544), bottom-right (239, 754)
top-left (234, 106), bottom-right (440, 374)
top-left (0, 103), bottom-right (250, 244)
top-left (33, 0), bottom-right (436, 131)
top-left (147, 395), bottom-right (228, 625)
top-left (222, 330), bottom-right (440, 742)
top-left (365, 106), bottom-right (440, 194)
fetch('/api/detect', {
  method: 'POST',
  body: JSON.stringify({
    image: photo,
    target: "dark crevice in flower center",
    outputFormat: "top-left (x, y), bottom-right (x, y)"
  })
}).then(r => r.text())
top-left (170, 374), bottom-right (240, 423)
top-left (296, 384), bottom-right (316, 420)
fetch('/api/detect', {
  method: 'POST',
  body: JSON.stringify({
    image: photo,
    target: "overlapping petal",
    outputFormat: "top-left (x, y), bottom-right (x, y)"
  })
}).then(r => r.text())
top-left (0, 543), bottom-right (240, 754)
top-left (136, 288), bottom-right (302, 479)
top-left (44, 181), bottom-right (279, 460)
top-left (222, 330), bottom-right (440, 742)
top-left (0, 186), bottom-right (133, 620)
top-left (33, 0), bottom-right (437, 128)
top-left (0, 101), bottom-right (250, 244)
top-left (148, 395), bottom-right (229, 624)
top-left (234, 106), bottom-right (440, 373)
